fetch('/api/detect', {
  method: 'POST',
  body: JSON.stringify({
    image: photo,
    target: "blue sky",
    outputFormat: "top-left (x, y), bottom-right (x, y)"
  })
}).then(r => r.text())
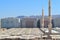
top-left (0, 0), bottom-right (60, 18)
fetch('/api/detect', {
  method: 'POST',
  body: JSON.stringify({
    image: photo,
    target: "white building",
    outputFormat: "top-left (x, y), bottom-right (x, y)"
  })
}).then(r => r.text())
top-left (21, 17), bottom-right (38, 28)
top-left (53, 18), bottom-right (60, 27)
top-left (0, 19), bottom-right (1, 28)
top-left (1, 17), bottom-right (20, 28)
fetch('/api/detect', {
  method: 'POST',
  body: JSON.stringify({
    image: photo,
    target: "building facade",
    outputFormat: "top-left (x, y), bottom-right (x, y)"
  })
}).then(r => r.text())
top-left (40, 18), bottom-right (54, 28)
top-left (53, 18), bottom-right (60, 27)
top-left (0, 19), bottom-right (1, 28)
top-left (21, 17), bottom-right (38, 28)
top-left (1, 17), bottom-right (20, 28)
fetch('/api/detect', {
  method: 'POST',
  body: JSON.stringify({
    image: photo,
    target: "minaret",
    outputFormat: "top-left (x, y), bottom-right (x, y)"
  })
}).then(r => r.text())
top-left (41, 8), bottom-right (44, 28)
top-left (48, 0), bottom-right (52, 34)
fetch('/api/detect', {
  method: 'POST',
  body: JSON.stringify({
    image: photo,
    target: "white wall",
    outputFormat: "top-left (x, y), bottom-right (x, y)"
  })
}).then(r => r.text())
top-left (0, 19), bottom-right (1, 28)
top-left (54, 18), bottom-right (60, 27)
top-left (1, 17), bottom-right (21, 28)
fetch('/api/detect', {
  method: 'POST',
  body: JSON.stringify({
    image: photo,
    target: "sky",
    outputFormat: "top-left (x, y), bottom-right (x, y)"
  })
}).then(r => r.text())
top-left (0, 0), bottom-right (60, 18)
